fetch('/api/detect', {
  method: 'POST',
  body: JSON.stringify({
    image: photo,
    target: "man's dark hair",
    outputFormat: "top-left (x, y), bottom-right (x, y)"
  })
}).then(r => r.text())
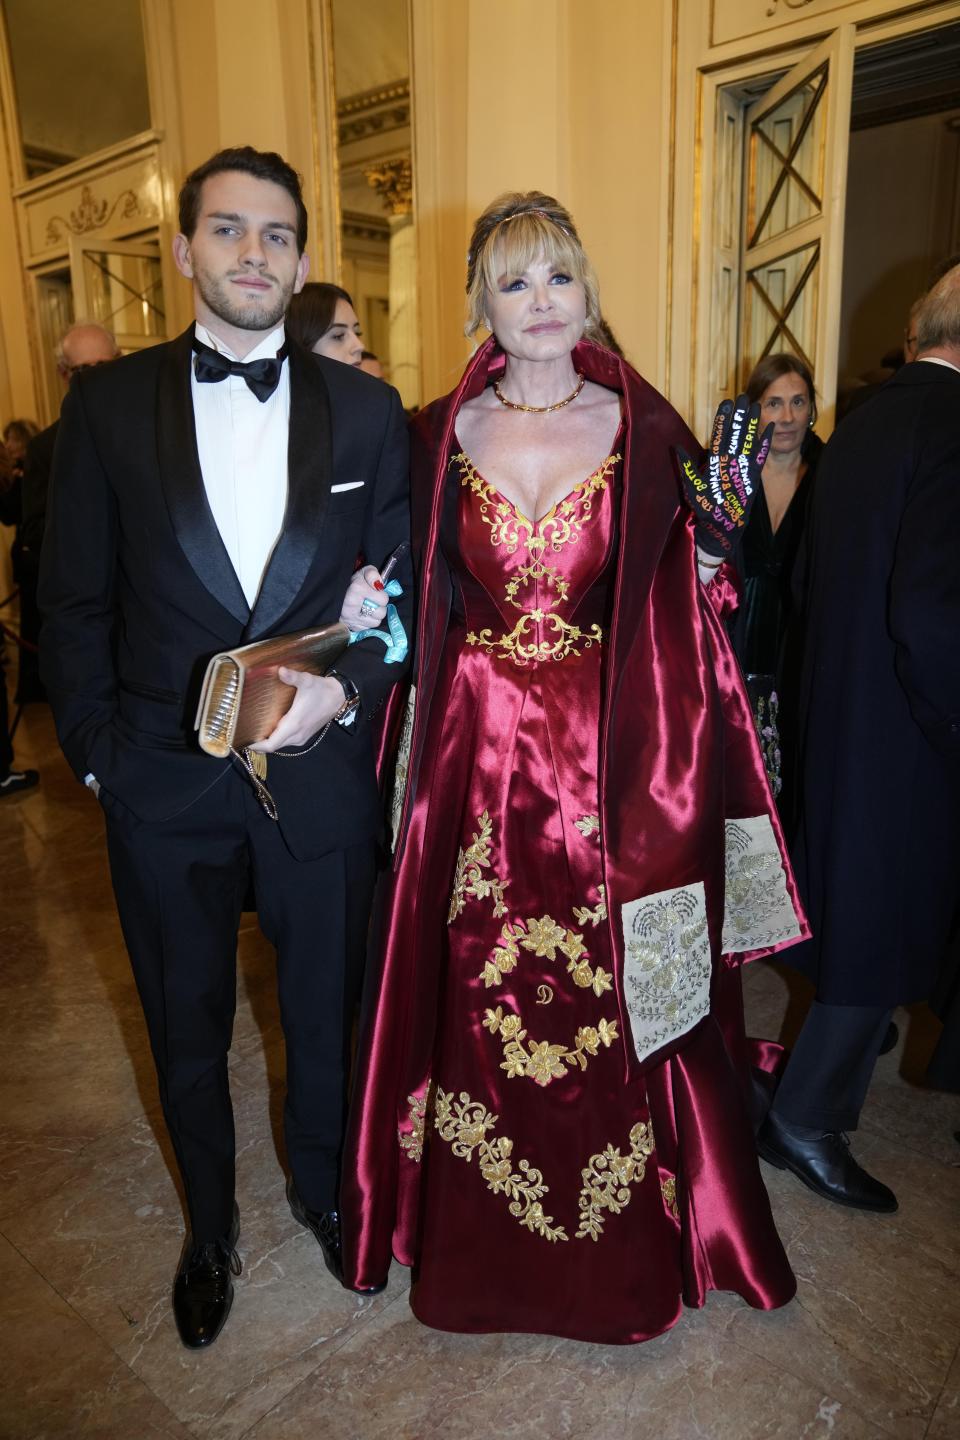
top-left (178, 146), bottom-right (308, 254)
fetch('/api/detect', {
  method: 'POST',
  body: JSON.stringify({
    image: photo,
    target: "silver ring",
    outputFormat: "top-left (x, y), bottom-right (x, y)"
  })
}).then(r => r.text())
top-left (360, 597), bottom-right (380, 617)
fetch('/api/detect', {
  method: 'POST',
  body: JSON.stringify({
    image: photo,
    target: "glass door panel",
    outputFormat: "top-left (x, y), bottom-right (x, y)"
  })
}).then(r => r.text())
top-left (740, 28), bottom-right (855, 425)
top-left (69, 236), bottom-right (166, 350)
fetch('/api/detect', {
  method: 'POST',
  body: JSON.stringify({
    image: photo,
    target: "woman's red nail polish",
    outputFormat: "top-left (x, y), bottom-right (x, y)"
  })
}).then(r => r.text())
top-left (373, 580), bottom-right (385, 591)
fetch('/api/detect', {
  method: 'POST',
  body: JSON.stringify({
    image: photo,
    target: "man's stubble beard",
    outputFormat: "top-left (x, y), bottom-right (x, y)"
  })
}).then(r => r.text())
top-left (196, 266), bottom-right (294, 335)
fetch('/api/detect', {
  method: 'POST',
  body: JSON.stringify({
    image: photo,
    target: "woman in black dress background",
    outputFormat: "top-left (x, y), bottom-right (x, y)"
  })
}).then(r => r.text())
top-left (733, 354), bottom-right (822, 837)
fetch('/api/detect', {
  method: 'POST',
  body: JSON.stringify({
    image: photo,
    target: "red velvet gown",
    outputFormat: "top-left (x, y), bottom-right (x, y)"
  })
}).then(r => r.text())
top-left (343, 341), bottom-right (804, 1343)
top-left (373, 441), bottom-right (793, 1342)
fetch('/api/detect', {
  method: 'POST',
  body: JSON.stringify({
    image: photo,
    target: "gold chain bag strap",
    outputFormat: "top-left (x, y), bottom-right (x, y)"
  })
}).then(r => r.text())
top-left (194, 622), bottom-right (350, 818)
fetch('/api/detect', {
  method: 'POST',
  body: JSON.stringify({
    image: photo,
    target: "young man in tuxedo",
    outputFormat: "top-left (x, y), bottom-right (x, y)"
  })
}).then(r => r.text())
top-left (39, 147), bottom-right (410, 1347)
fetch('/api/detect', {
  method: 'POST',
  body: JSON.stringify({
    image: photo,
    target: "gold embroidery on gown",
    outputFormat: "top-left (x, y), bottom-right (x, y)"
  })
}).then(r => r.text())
top-left (398, 1092), bottom-right (427, 1163)
top-left (448, 810), bottom-right (509, 923)
top-left (483, 1005), bottom-right (620, 1086)
top-left (433, 1087), bottom-right (569, 1242)
top-left (576, 1122), bottom-right (656, 1241)
top-left (452, 451), bottom-right (619, 667)
top-left (430, 1086), bottom-right (658, 1246)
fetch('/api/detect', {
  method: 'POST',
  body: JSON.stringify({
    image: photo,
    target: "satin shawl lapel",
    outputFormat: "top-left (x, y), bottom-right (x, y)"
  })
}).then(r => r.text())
top-left (245, 340), bottom-right (331, 640)
top-left (603, 351), bottom-right (694, 700)
top-left (157, 326), bottom-right (250, 626)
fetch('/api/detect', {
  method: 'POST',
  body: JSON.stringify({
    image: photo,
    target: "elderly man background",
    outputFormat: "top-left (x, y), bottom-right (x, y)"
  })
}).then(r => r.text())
top-left (759, 264), bottom-right (960, 1211)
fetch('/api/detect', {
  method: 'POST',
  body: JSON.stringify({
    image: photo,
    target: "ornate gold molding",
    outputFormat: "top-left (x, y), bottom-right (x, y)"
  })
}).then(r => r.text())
top-left (341, 207), bottom-right (390, 242)
top-left (765, 0), bottom-right (815, 16)
top-left (364, 156), bottom-right (413, 216)
top-left (44, 184), bottom-right (141, 246)
top-left (338, 79), bottom-right (410, 146)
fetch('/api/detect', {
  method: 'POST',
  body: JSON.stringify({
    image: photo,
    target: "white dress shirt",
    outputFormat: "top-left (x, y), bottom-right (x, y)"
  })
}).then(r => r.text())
top-left (192, 321), bottom-right (290, 608)
top-left (917, 355), bottom-right (960, 375)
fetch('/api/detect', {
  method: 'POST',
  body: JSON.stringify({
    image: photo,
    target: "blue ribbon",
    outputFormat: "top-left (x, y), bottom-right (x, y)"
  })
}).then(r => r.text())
top-left (346, 578), bottom-right (408, 664)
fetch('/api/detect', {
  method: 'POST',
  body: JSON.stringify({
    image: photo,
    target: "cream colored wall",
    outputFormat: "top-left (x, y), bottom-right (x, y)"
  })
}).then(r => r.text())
top-left (0, 0), bottom-right (342, 423)
top-left (165, 0), bottom-right (336, 312)
top-left (4, 0), bottom-right (957, 432)
top-left (411, 0), bottom-right (671, 407)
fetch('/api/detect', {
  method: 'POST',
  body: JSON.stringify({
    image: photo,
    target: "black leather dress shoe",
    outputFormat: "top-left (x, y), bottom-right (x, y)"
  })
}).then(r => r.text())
top-left (758, 1113), bottom-right (897, 1212)
top-left (173, 1206), bottom-right (241, 1349)
top-left (286, 1177), bottom-right (386, 1295)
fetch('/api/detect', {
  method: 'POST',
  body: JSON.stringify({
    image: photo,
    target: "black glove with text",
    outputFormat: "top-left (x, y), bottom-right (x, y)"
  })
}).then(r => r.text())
top-left (675, 395), bottom-right (773, 558)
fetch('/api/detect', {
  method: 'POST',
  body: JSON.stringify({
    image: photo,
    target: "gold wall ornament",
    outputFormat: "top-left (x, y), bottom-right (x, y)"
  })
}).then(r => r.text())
top-left (337, 79), bottom-right (410, 146)
top-left (44, 185), bottom-right (141, 246)
top-left (576, 1121), bottom-right (656, 1241)
top-left (398, 1090), bottom-right (428, 1163)
top-left (433, 1087), bottom-right (569, 1242)
top-left (483, 1004), bottom-right (619, 1087)
top-left (765, 0), bottom-right (815, 16)
top-left (364, 157), bottom-right (413, 217)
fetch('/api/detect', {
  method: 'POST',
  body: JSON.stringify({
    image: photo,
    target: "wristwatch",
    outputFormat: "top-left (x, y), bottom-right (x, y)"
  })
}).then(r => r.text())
top-left (328, 670), bottom-right (360, 726)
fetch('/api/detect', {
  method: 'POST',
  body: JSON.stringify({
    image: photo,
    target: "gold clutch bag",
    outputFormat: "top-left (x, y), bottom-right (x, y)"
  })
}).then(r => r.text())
top-left (194, 623), bottom-right (349, 759)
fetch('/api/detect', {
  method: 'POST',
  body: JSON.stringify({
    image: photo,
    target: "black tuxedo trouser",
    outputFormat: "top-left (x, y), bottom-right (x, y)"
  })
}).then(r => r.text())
top-left (103, 766), bottom-right (375, 1242)
top-left (771, 1000), bottom-right (894, 1132)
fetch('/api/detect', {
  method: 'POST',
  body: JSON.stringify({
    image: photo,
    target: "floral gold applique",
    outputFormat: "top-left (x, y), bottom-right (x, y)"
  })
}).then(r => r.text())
top-left (466, 613), bottom-right (603, 667)
top-left (448, 811), bottom-right (509, 924)
top-left (454, 451), bottom-right (618, 669)
top-left (398, 1090), bottom-right (428, 1163)
top-left (453, 454), bottom-right (530, 553)
top-left (575, 814), bottom-right (600, 839)
top-left (433, 1087), bottom-right (569, 1242)
top-left (504, 558), bottom-right (570, 610)
top-left (576, 1121), bottom-right (656, 1241)
top-left (660, 1174), bottom-right (680, 1219)
top-left (483, 1004), bottom-right (619, 1086)
top-left (477, 911), bottom-right (601, 989)
top-left (573, 885), bottom-right (607, 927)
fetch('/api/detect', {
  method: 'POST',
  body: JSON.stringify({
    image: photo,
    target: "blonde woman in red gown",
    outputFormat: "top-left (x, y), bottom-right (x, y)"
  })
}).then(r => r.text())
top-left (338, 192), bottom-right (808, 1343)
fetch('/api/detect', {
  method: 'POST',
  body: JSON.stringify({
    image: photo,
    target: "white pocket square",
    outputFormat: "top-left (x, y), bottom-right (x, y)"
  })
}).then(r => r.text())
top-left (331, 481), bottom-right (365, 493)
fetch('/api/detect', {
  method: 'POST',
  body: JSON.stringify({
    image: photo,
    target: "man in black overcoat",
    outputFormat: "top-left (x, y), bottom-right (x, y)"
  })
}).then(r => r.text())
top-left (39, 147), bottom-right (410, 1346)
top-left (759, 265), bottom-right (960, 1211)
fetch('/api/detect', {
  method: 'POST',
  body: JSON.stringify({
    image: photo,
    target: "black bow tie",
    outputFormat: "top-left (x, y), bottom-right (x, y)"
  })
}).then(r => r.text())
top-left (192, 337), bottom-right (288, 402)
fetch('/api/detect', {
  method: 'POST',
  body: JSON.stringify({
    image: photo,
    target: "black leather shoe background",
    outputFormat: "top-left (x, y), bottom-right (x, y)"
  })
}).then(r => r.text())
top-left (759, 1113), bottom-right (897, 1213)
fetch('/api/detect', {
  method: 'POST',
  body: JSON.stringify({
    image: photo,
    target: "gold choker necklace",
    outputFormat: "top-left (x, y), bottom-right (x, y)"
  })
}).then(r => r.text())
top-left (493, 372), bottom-right (585, 413)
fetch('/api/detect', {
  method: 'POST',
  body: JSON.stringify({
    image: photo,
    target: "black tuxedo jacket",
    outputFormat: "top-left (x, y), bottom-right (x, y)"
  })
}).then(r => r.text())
top-left (38, 326), bottom-right (410, 860)
top-left (21, 418), bottom-right (58, 562)
top-left (790, 359), bottom-right (960, 1005)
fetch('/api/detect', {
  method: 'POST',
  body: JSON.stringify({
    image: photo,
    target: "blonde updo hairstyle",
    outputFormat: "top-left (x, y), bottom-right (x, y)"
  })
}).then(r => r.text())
top-left (465, 191), bottom-right (602, 342)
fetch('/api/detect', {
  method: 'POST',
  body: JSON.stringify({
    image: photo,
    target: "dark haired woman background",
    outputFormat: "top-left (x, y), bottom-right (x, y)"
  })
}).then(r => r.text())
top-left (286, 281), bottom-right (364, 366)
top-left (732, 354), bottom-right (822, 834)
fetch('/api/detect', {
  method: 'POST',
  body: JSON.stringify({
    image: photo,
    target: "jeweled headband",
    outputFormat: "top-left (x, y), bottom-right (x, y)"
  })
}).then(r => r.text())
top-left (466, 206), bottom-right (577, 289)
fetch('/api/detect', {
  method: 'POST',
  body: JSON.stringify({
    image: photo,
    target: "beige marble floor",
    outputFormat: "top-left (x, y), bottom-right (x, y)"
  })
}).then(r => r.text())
top-left (2, 697), bottom-right (958, 1440)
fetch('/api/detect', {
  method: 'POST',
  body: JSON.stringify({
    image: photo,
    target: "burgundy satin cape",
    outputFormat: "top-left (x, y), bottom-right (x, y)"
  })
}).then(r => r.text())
top-left (345, 339), bottom-right (808, 1328)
